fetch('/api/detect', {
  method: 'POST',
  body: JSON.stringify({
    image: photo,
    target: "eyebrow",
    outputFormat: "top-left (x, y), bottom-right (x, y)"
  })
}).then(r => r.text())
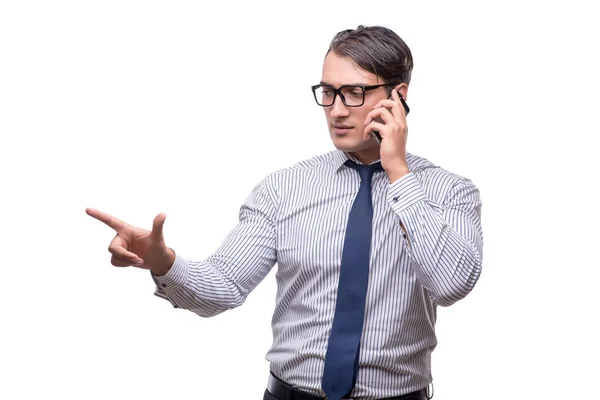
top-left (319, 81), bottom-right (371, 87)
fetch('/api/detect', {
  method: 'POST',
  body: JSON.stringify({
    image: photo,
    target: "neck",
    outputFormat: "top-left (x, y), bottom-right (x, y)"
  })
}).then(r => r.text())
top-left (348, 147), bottom-right (380, 165)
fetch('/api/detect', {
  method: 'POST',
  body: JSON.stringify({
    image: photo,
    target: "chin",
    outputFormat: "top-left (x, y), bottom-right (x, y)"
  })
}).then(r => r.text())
top-left (331, 134), bottom-right (374, 152)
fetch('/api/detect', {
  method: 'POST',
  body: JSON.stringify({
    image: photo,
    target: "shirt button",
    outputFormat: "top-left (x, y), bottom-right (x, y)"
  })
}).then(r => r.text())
top-left (161, 283), bottom-right (167, 288)
top-left (393, 197), bottom-right (399, 202)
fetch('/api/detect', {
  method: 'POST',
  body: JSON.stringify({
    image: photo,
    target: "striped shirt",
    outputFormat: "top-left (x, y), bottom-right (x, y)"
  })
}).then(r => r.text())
top-left (153, 149), bottom-right (483, 399)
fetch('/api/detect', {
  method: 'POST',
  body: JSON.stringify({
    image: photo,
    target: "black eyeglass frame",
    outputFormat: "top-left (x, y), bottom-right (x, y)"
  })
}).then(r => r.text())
top-left (311, 83), bottom-right (395, 107)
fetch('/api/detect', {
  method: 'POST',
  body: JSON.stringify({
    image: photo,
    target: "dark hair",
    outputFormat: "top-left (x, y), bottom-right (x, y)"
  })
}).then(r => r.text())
top-left (327, 25), bottom-right (414, 89)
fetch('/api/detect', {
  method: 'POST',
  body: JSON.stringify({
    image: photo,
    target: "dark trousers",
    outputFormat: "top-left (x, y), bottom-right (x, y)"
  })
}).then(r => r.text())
top-left (263, 389), bottom-right (278, 400)
top-left (264, 372), bottom-right (428, 400)
top-left (263, 388), bottom-right (427, 400)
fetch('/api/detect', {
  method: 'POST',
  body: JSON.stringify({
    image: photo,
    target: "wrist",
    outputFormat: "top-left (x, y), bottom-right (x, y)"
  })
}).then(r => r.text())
top-left (387, 167), bottom-right (410, 183)
top-left (151, 248), bottom-right (176, 277)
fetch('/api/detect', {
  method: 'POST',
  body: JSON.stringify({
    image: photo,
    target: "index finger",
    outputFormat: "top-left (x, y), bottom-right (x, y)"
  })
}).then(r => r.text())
top-left (372, 98), bottom-right (402, 120)
top-left (365, 106), bottom-right (395, 125)
top-left (86, 208), bottom-right (126, 231)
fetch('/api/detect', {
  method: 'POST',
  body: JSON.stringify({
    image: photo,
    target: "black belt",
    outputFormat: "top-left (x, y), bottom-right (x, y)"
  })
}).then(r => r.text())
top-left (267, 372), bottom-right (427, 400)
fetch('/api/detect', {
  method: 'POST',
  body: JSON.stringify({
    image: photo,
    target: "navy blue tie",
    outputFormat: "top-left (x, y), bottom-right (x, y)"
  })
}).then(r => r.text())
top-left (321, 160), bottom-right (383, 400)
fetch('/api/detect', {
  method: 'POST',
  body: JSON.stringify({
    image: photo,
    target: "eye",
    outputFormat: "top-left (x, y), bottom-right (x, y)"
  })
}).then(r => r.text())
top-left (341, 86), bottom-right (364, 97)
top-left (320, 87), bottom-right (335, 97)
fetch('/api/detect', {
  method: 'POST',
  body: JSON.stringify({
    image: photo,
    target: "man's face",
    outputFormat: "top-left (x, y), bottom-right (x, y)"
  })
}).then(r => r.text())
top-left (320, 51), bottom-right (389, 157)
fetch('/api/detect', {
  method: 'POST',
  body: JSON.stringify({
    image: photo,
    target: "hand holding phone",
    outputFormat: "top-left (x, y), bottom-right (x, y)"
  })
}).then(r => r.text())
top-left (371, 92), bottom-right (410, 144)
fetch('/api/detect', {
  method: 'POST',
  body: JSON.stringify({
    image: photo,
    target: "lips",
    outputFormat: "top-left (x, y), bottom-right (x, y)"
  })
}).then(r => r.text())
top-left (332, 125), bottom-right (353, 135)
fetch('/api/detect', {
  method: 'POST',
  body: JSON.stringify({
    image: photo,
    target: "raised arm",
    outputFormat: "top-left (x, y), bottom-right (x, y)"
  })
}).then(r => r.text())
top-left (387, 174), bottom-right (483, 306)
top-left (151, 177), bottom-right (278, 317)
top-left (88, 176), bottom-right (278, 318)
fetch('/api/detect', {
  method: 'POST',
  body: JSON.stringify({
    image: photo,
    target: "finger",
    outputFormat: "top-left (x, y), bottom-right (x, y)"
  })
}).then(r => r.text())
top-left (389, 89), bottom-right (407, 119)
top-left (372, 96), bottom-right (404, 120)
top-left (115, 254), bottom-right (145, 267)
top-left (150, 213), bottom-right (166, 241)
top-left (372, 97), bottom-right (400, 111)
top-left (363, 121), bottom-right (386, 139)
top-left (111, 255), bottom-right (144, 267)
top-left (111, 255), bottom-right (137, 267)
top-left (86, 208), bottom-right (127, 231)
top-left (365, 107), bottom-right (395, 126)
top-left (108, 235), bottom-right (143, 263)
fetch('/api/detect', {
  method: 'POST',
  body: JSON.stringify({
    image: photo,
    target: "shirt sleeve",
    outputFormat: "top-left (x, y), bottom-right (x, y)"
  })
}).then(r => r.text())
top-left (151, 176), bottom-right (278, 317)
top-left (387, 172), bottom-right (483, 306)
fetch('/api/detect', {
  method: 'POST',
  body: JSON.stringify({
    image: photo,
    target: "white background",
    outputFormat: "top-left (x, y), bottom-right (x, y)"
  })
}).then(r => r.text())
top-left (1, 1), bottom-right (599, 399)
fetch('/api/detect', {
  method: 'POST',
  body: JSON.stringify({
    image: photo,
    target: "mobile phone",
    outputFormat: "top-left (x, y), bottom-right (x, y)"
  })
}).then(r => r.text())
top-left (371, 92), bottom-right (410, 144)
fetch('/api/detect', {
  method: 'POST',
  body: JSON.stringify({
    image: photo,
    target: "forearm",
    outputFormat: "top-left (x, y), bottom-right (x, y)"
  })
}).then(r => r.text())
top-left (152, 175), bottom-right (279, 316)
top-left (153, 254), bottom-right (261, 317)
top-left (388, 173), bottom-right (483, 306)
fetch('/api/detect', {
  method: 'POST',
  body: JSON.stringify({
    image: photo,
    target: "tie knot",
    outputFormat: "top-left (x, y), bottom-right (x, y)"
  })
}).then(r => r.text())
top-left (344, 160), bottom-right (383, 182)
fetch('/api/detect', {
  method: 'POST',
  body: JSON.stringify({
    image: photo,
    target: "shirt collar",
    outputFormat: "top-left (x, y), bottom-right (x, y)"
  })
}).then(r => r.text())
top-left (331, 148), bottom-right (415, 173)
top-left (331, 149), bottom-right (382, 172)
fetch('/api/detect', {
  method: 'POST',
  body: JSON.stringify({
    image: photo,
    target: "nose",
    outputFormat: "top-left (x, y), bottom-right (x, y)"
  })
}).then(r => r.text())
top-left (329, 95), bottom-right (350, 118)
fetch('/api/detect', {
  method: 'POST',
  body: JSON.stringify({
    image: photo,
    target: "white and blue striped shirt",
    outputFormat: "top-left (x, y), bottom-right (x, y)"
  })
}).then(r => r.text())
top-left (153, 149), bottom-right (483, 398)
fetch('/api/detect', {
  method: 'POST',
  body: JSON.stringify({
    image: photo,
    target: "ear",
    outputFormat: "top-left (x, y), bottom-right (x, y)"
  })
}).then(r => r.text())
top-left (394, 83), bottom-right (409, 100)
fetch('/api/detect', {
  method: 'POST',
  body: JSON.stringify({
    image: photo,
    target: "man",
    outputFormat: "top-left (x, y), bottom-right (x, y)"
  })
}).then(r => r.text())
top-left (87, 25), bottom-right (483, 400)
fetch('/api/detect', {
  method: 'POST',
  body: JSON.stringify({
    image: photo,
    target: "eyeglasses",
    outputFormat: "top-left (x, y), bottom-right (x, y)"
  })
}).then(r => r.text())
top-left (311, 83), bottom-right (394, 107)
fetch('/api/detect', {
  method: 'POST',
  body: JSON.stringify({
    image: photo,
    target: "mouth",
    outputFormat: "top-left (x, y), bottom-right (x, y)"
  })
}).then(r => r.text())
top-left (332, 124), bottom-right (354, 135)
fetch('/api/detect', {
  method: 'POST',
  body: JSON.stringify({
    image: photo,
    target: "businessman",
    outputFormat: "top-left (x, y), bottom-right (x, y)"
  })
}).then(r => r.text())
top-left (87, 25), bottom-right (483, 400)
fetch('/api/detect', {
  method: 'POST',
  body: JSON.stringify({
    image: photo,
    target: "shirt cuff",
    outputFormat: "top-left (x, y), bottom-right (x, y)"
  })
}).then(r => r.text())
top-left (387, 172), bottom-right (427, 213)
top-left (152, 254), bottom-right (189, 292)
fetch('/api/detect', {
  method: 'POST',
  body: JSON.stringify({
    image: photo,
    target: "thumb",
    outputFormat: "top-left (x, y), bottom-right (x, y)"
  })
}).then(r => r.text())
top-left (151, 213), bottom-right (167, 241)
